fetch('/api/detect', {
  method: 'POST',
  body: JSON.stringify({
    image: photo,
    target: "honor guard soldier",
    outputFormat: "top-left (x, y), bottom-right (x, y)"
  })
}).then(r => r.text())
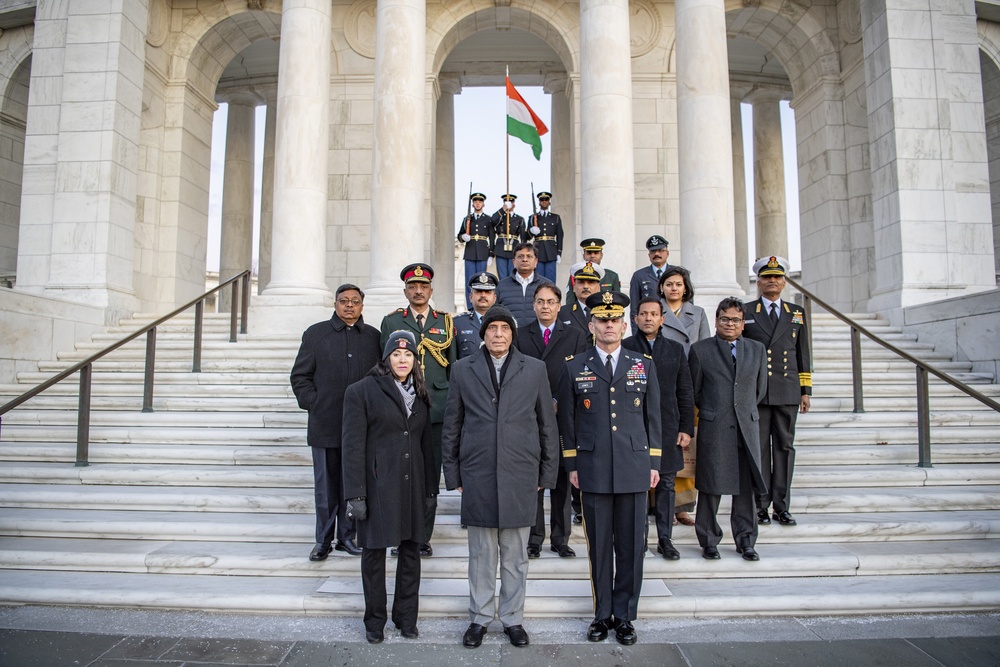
top-left (629, 235), bottom-right (671, 322)
top-left (380, 263), bottom-right (458, 557)
top-left (454, 272), bottom-right (498, 359)
top-left (458, 192), bottom-right (495, 309)
top-left (527, 192), bottom-right (564, 283)
top-left (566, 239), bottom-right (621, 304)
top-left (556, 291), bottom-right (662, 646)
top-left (743, 256), bottom-right (812, 527)
top-left (491, 194), bottom-right (527, 280)
top-left (559, 262), bottom-right (604, 339)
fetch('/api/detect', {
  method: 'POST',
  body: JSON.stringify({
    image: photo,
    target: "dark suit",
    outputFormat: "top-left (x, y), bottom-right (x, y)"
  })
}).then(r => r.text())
top-left (556, 347), bottom-right (662, 622)
top-left (527, 210), bottom-right (564, 282)
top-left (290, 313), bottom-right (381, 547)
top-left (688, 335), bottom-right (768, 550)
top-left (628, 265), bottom-right (670, 322)
top-left (517, 320), bottom-right (590, 548)
top-left (742, 298), bottom-right (812, 514)
top-left (622, 333), bottom-right (694, 544)
top-left (558, 301), bottom-right (591, 339)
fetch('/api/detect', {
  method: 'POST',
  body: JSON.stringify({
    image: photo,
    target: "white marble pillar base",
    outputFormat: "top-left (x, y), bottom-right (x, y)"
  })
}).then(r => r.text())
top-left (248, 293), bottom-right (334, 337)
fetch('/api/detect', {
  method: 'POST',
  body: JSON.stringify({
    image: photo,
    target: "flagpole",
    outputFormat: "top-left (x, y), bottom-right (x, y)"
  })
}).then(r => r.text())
top-left (505, 65), bottom-right (511, 247)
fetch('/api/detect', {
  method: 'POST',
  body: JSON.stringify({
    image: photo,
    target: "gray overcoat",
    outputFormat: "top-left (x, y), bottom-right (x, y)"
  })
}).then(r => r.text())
top-left (441, 346), bottom-right (559, 528)
top-left (688, 335), bottom-right (769, 496)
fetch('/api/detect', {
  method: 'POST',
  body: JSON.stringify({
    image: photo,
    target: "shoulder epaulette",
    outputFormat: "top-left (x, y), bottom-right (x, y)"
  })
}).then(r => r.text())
top-left (783, 303), bottom-right (791, 313)
top-left (394, 307), bottom-right (405, 313)
top-left (755, 303), bottom-right (761, 313)
top-left (572, 304), bottom-right (578, 311)
top-left (643, 353), bottom-right (652, 360)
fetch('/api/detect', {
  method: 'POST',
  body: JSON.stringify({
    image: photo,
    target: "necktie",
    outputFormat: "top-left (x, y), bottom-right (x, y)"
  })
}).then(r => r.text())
top-left (770, 302), bottom-right (779, 325)
top-left (655, 268), bottom-right (661, 281)
top-left (416, 314), bottom-right (424, 331)
top-left (543, 328), bottom-right (551, 346)
top-left (605, 354), bottom-right (614, 377)
top-left (731, 341), bottom-right (737, 366)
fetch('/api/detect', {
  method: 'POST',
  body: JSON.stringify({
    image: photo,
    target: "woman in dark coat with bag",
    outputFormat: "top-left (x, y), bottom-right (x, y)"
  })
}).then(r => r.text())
top-left (342, 330), bottom-right (437, 644)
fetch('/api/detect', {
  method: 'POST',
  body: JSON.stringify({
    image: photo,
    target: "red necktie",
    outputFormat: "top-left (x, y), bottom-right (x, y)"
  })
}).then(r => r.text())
top-left (543, 328), bottom-right (551, 346)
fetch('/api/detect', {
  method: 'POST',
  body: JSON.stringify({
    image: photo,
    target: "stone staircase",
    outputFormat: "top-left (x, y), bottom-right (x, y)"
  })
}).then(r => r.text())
top-left (1, 310), bottom-right (999, 617)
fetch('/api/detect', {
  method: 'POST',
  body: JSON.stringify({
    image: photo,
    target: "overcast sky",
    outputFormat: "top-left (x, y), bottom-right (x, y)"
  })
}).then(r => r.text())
top-left (205, 90), bottom-right (800, 275)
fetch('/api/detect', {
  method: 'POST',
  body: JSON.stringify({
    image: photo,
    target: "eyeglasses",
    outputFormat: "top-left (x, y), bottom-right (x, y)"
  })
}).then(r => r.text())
top-left (717, 316), bottom-right (743, 325)
top-left (337, 298), bottom-right (363, 306)
top-left (534, 299), bottom-right (560, 306)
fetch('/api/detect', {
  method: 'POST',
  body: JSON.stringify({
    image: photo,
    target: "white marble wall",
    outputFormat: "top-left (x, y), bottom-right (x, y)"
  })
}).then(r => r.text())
top-left (0, 59), bottom-right (28, 280)
top-left (982, 50), bottom-right (1000, 277)
top-left (633, 75), bottom-right (680, 270)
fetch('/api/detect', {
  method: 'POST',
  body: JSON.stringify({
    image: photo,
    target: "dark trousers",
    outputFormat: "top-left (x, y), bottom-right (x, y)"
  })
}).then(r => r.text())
top-left (464, 258), bottom-right (488, 309)
top-left (571, 485), bottom-right (581, 515)
top-left (423, 422), bottom-right (443, 544)
top-left (311, 446), bottom-right (353, 545)
top-left (755, 404), bottom-right (799, 513)
top-left (650, 470), bottom-right (677, 543)
top-left (695, 442), bottom-right (758, 550)
top-left (537, 260), bottom-right (556, 283)
top-left (361, 539), bottom-right (421, 632)
top-left (530, 469), bottom-right (571, 547)
top-left (582, 491), bottom-right (646, 622)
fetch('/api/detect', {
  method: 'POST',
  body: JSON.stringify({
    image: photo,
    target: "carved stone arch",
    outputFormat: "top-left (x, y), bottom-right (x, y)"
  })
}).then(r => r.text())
top-left (427, 0), bottom-right (580, 76)
top-left (0, 25), bottom-right (33, 109)
top-left (979, 19), bottom-right (1000, 71)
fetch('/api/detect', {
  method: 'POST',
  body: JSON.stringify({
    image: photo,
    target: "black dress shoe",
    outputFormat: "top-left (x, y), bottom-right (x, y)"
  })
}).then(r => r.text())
top-left (587, 617), bottom-right (612, 642)
top-left (614, 619), bottom-right (637, 645)
top-left (419, 543), bottom-right (433, 557)
top-left (774, 511), bottom-right (797, 525)
top-left (527, 544), bottom-right (541, 558)
top-left (702, 545), bottom-right (721, 560)
top-left (334, 538), bottom-right (362, 556)
top-left (550, 544), bottom-right (576, 558)
top-left (365, 629), bottom-right (383, 644)
top-left (573, 513), bottom-right (583, 525)
top-left (463, 623), bottom-right (487, 648)
top-left (657, 539), bottom-right (680, 560)
top-left (308, 543), bottom-right (332, 561)
top-left (504, 624), bottom-right (530, 647)
top-left (737, 545), bottom-right (760, 561)
top-left (399, 626), bottom-right (419, 639)
top-left (757, 509), bottom-right (771, 525)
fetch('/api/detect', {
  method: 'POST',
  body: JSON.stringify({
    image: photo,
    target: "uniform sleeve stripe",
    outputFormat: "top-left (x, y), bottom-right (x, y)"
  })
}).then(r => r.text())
top-left (650, 448), bottom-right (662, 457)
top-left (562, 449), bottom-right (577, 458)
top-left (799, 372), bottom-right (812, 387)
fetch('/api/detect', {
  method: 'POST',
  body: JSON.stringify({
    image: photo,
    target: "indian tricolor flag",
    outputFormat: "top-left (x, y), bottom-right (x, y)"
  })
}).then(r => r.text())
top-left (506, 77), bottom-right (548, 160)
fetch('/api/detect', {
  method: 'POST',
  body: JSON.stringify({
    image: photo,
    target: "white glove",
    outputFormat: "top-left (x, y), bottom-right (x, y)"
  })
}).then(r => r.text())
top-left (503, 201), bottom-right (512, 210)
top-left (530, 226), bottom-right (541, 235)
top-left (487, 257), bottom-right (494, 267)
top-left (556, 254), bottom-right (562, 264)
top-left (460, 233), bottom-right (471, 242)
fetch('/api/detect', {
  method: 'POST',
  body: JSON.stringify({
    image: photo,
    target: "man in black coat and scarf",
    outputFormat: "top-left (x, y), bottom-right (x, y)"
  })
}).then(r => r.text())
top-left (623, 297), bottom-right (695, 560)
top-left (290, 284), bottom-right (381, 560)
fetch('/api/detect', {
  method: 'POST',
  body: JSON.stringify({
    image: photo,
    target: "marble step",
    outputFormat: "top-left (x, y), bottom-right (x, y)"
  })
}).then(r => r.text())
top-left (1, 462), bottom-right (997, 488)
top-left (0, 568), bottom-right (997, 617)
top-left (796, 443), bottom-right (1000, 465)
top-left (3, 507), bottom-right (996, 544)
top-left (1, 536), bottom-right (996, 580)
top-left (1, 483), bottom-right (998, 514)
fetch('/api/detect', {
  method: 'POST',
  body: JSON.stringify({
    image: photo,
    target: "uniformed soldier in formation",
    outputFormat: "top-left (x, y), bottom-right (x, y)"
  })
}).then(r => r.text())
top-left (566, 238), bottom-right (621, 304)
top-left (453, 272), bottom-right (498, 359)
top-left (742, 256), bottom-right (812, 527)
top-left (457, 192), bottom-right (495, 310)
top-left (526, 191), bottom-right (564, 283)
top-left (491, 194), bottom-right (527, 280)
top-left (556, 291), bottom-right (662, 646)
top-left (380, 263), bottom-right (458, 557)
top-left (629, 235), bottom-right (671, 322)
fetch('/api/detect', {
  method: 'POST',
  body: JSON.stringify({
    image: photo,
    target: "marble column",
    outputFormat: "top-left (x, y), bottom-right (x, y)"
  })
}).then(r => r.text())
top-left (579, 0), bottom-right (636, 277)
top-left (365, 0), bottom-right (427, 319)
top-left (746, 87), bottom-right (789, 261)
top-left (257, 86), bottom-right (277, 293)
top-left (675, 0), bottom-right (742, 306)
top-left (730, 88), bottom-right (750, 294)
top-left (217, 91), bottom-right (260, 311)
top-left (546, 73), bottom-right (575, 290)
top-left (261, 0), bottom-right (332, 299)
top-left (433, 75), bottom-right (458, 313)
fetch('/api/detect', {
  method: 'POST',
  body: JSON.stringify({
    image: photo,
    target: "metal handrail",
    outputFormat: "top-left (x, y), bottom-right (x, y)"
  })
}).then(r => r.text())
top-left (0, 270), bottom-right (252, 466)
top-left (785, 276), bottom-right (1000, 468)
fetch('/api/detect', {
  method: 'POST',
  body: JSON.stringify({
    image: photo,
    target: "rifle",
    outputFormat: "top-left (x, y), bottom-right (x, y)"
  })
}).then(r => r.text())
top-left (530, 182), bottom-right (538, 231)
top-left (464, 182), bottom-right (473, 236)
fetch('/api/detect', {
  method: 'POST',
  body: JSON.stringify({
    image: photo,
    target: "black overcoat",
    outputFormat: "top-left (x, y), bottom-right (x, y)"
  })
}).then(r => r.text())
top-left (688, 335), bottom-right (769, 495)
top-left (441, 347), bottom-right (559, 528)
top-left (290, 314), bottom-right (381, 448)
top-left (622, 333), bottom-right (694, 473)
top-left (341, 374), bottom-right (437, 549)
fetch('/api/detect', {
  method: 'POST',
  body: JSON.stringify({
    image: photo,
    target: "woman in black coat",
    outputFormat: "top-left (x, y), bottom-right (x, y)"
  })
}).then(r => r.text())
top-left (342, 330), bottom-right (437, 644)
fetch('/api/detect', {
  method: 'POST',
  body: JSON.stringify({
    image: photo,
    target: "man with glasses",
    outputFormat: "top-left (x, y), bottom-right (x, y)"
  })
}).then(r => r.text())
top-left (688, 298), bottom-right (768, 562)
top-left (743, 256), bottom-right (812, 526)
top-left (291, 284), bottom-right (381, 560)
top-left (516, 283), bottom-right (589, 559)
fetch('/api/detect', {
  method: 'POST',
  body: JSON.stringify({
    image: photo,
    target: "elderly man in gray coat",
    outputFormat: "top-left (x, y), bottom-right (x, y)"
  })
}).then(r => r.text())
top-left (442, 305), bottom-right (559, 649)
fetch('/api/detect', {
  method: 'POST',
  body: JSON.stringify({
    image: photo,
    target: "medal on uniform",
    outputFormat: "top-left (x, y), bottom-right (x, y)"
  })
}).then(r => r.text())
top-left (583, 399), bottom-right (591, 409)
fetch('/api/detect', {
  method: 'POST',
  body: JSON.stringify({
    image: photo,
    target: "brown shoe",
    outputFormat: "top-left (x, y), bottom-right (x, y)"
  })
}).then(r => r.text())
top-left (675, 512), bottom-right (695, 526)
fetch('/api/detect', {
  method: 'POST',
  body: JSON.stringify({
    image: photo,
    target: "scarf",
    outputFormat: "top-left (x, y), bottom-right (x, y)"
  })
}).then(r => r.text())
top-left (394, 377), bottom-right (416, 417)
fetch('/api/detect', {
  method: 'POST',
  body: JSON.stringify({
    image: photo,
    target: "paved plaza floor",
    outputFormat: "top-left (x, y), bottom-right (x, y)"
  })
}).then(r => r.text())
top-left (0, 606), bottom-right (998, 666)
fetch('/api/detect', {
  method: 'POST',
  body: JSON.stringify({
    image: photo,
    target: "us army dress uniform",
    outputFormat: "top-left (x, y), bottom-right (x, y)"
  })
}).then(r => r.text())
top-left (528, 191), bottom-right (564, 283)
top-left (457, 192), bottom-right (495, 309)
top-left (555, 291), bottom-right (662, 632)
top-left (742, 256), bottom-right (812, 524)
top-left (380, 263), bottom-right (458, 551)
top-left (491, 194), bottom-right (527, 280)
top-left (453, 272), bottom-right (498, 359)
